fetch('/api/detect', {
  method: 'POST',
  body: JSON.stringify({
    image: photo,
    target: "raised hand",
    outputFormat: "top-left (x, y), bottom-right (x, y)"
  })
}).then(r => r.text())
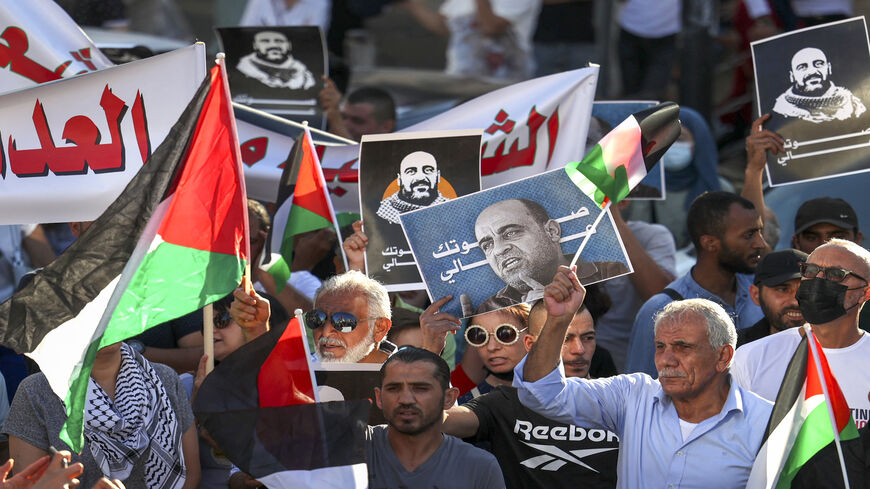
top-left (419, 296), bottom-right (461, 354)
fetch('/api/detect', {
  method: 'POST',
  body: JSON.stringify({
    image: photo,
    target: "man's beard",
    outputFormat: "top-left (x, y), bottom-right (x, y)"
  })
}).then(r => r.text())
top-left (793, 77), bottom-right (831, 97)
top-left (388, 395), bottom-right (444, 436)
top-left (255, 49), bottom-right (289, 64)
top-left (718, 245), bottom-right (759, 275)
top-left (398, 182), bottom-right (438, 206)
top-left (316, 332), bottom-right (375, 363)
top-left (760, 297), bottom-right (804, 332)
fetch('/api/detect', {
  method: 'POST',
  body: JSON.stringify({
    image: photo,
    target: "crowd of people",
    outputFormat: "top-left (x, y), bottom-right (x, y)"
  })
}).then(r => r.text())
top-left (0, 0), bottom-right (868, 489)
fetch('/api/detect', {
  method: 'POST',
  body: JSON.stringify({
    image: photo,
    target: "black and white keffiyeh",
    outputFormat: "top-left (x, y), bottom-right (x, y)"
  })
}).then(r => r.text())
top-left (84, 343), bottom-right (185, 489)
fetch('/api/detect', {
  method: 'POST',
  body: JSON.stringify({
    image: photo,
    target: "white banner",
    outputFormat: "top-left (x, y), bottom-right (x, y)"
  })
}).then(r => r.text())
top-left (319, 67), bottom-right (599, 214)
top-left (0, 44), bottom-right (206, 224)
top-left (0, 0), bottom-right (113, 94)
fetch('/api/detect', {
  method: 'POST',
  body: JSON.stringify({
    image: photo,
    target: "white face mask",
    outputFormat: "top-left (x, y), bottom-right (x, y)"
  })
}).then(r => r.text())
top-left (661, 141), bottom-right (694, 171)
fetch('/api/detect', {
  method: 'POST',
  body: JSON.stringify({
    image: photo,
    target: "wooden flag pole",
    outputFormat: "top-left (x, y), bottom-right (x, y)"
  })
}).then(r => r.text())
top-left (203, 303), bottom-right (214, 374)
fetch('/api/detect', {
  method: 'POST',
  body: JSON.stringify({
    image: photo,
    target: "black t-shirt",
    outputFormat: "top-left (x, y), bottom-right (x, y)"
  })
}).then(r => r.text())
top-left (464, 386), bottom-right (618, 489)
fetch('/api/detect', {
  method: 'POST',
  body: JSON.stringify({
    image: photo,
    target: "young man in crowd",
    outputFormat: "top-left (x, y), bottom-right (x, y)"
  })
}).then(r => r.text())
top-left (738, 248), bottom-right (807, 346)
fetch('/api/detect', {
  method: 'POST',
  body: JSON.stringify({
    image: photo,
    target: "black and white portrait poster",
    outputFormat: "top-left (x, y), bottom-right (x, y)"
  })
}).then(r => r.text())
top-left (591, 101), bottom-right (665, 199)
top-left (315, 363), bottom-right (385, 425)
top-left (400, 169), bottom-right (632, 319)
top-left (359, 130), bottom-right (483, 292)
top-left (217, 26), bottom-right (327, 128)
top-left (752, 17), bottom-right (870, 186)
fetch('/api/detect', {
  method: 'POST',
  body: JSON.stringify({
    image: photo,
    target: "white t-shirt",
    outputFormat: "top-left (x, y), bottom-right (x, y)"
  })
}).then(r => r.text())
top-left (440, 0), bottom-right (542, 81)
top-left (743, 0), bottom-right (852, 18)
top-left (733, 327), bottom-right (870, 429)
top-left (618, 0), bottom-right (681, 38)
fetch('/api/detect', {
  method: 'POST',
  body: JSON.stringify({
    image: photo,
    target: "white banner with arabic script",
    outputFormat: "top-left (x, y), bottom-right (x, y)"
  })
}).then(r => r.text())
top-left (0, 0), bottom-right (113, 94)
top-left (318, 67), bottom-right (599, 214)
top-left (0, 44), bottom-right (206, 224)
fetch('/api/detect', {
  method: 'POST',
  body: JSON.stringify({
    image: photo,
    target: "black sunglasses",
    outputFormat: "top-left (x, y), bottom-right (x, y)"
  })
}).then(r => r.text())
top-left (465, 324), bottom-right (528, 347)
top-left (304, 309), bottom-right (379, 333)
top-left (213, 309), bottom-right (233, 330)
top-left (799, 262), bottom-right (868, 284)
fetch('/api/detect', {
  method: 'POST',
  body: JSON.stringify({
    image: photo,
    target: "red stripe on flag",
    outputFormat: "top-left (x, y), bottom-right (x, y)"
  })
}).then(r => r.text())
top-left (157, 65), bottom-right (248, 258)
top-left (807, 332), bottom-right (852, 433)
top-left (258, 317), bottom-right (316, 407)
top-left (292, 132), bottom-right (333, 223)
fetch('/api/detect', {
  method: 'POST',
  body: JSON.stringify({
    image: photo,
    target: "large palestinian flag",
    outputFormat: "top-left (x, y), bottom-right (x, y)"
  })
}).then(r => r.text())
top-left (565, 102), bottom-right (680, 207)
top-left (0, 61), bottom-right (248, 451)
top-left (747, 328), bottom-right (859, 489)
top-left (194, 317), bottom-right (369, 487)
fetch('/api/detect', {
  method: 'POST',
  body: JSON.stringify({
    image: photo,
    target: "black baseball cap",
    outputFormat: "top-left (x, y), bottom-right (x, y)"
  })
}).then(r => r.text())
top-left (754, 249), bottom-right (808, 287)
top-left (794, 197), bottom-right (859, 235)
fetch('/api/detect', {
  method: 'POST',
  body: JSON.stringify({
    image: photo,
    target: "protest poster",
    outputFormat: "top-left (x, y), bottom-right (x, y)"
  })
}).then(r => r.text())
top-left (0, 44), bottom-right (206, 225)
top-left (217, 26), bottom-right (327, 128)
top-left (752, 17), bottom-right (870, 186)
top-left (359, 130), bottom-right (482, 292)
top-left (319, 67), bottom-right (599, 215)
top-left (314, 362), bottom-right (385, 425)
top-left (591, 101), bottom-right (665, 200)
top-left (400, 168), bottom-right (632, 318)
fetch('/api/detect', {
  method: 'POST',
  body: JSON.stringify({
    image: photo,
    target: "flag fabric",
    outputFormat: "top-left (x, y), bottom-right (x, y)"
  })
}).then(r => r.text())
top-left (564, 102), bottom-right (681, 207)
top-left (0, 0), bottom-right (112, 93)
top-left (194, 317), bottom-right (369, 488)
top-left (270, 128), bottom-right (345, 292)
top-left (747, 329), bottom-right (860, 489)
top-left (0, 61), bottom-right (248, 451)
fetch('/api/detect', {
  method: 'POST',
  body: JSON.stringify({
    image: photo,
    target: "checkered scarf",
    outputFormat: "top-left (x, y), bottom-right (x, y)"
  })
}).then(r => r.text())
top-left (84, 344), bottom-right (186, 489)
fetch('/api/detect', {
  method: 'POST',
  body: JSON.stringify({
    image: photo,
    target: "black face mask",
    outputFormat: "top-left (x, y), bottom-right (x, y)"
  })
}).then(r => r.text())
top-left (796, 278), bottom-right (863, 325)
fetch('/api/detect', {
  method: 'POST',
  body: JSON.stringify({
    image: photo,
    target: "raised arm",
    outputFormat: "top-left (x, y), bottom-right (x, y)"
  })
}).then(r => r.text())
top-left (742, 114), bottom-right (784, 228)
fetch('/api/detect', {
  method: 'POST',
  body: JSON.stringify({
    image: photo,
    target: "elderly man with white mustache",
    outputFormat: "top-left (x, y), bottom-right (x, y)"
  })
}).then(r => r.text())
top-left (513, 266), bottom-right (773, 489)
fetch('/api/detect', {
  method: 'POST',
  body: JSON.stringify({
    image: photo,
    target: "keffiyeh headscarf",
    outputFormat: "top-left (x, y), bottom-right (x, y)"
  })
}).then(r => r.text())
top-left (84, 343), bottom-right (185, 489)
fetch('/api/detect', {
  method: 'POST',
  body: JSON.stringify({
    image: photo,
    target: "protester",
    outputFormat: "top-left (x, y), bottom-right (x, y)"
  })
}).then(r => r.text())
top-left (626, 191), bottom-right (766, 375)
top-left (400, 0), bottom-right (542, 81)
top-left (420, 290), bottom-right (618, 488)
top-left (617, 0), bottom-right (680, 100)
top-left (733, 239), bottom-right (870, 429)
top-left (4, 343), bottom-right (200, 489)
top-left (320, 83), bottom-right (396, 142)
top-left (533, 0), bottom-right (597, 77)
top-left (0, 225), bottom-right (55, 303)
top-left (0, 449), bottom-right (123, 489)
top-left (239, 0), bottom-right (331, 32)
top-left (369, 347), bottom-right (504, 488)
top-left (515, 266), bottom-right (773, 488)
top-left (738, 248), bottom-right (807, 346)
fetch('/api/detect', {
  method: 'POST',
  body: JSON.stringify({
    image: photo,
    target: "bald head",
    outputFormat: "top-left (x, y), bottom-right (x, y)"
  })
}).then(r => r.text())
top-left (397, 151), bottom-right (439, 206)
top-left (810, 238), bottom-right (870, 280)
top-left (790, 47), bottom-right (831, 96)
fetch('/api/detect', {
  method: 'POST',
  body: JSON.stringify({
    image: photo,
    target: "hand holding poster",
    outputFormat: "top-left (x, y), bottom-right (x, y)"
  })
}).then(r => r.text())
top-left (359, 130), bottom-right (483, 291)
top-left (752, 17), bottom-right (870, 186)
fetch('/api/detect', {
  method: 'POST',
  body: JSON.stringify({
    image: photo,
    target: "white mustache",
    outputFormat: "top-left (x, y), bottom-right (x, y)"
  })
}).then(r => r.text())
top-left (658, 368), bottom-right (687, 378)
top-left (319, 337), bottom-right (346, 348)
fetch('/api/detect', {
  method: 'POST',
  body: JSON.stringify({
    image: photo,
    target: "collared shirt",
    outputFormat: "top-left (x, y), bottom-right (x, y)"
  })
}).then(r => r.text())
top-left (513, 358), bottom-right (772, 489)
top-left (625, 268), bottom-right (763, 375)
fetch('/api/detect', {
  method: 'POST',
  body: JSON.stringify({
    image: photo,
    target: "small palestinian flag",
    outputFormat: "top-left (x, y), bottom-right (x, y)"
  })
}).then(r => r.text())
top-left (747, 328), bottom-right (859, 489)
top-left (0, 61), bottom-right (249, 451)
top-left (565, 102), bottom-right (680, 207)
top-left (194, 317), bottom-right (369, 487)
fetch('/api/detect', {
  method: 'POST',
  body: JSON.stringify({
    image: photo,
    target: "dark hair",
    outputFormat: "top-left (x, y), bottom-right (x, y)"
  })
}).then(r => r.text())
top-left (386, 308), bottom-right (421, 345)
top-left (527, 283), bottom-right (610, 336)
top-left (516, 198), bottom-right (552, 226)
top-left (347, 87), bottom-right (396, 123)
top-left (687, 191), bottom-right (755, 249)
top-left (380, 347), bottom-right (450, 390)
top-left (247, 199), bottom-right (271, 230)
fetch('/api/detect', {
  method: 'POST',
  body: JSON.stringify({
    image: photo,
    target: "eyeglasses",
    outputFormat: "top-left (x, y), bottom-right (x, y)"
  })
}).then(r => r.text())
top-left (304, 309), bottom-right (379, 333)
top-left (798, 262), bottom-right (868, 284)
top-left (465, 324), bottom-right (528, 347)
top-left (213, 310), bottom-right (233, 330)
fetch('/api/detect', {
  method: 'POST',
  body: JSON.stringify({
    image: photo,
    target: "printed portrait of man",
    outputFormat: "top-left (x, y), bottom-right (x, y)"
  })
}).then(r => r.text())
top-left (474, 199), bottom-right (628, 312)
top-left (376, 151), bottom-right (451, 225)
top-left (772, 47), bottom-right (866, 123)
top-left (236, 30), bottom-right (315, 90)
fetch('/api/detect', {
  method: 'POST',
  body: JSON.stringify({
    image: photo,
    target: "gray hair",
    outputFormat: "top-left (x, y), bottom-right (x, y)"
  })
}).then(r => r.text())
top-left (315, 270), bottom-right (391, 320)
top-left (653, 299), bottom-right (737, 362)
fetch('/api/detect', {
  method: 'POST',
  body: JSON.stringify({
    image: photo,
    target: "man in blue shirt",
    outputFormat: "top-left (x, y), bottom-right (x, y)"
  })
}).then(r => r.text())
top-left (514, 266), bottom-right (772, 489)
top-left (626, 191), bottom-right (766, 375)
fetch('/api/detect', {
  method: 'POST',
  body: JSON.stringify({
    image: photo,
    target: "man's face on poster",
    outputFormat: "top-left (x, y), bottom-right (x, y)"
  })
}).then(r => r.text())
top-left (397, 151), bottom-right (440, 206)
top-left (253, 31), bottom-right (291, 63)
top-left (790, 47), bottom-right (831, 96)
top-left (474, 199), bottom-right (564, 293)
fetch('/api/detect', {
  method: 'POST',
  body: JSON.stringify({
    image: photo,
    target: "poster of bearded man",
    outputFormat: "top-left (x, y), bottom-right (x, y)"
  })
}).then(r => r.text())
top-left (752, 17), bottom-right (870, 186)
top-left (358, 130), bottom-right (482, 291)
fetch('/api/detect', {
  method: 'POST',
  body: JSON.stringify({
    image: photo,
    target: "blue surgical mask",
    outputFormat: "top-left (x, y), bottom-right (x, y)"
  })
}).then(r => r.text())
top-left (662, 141), bottom-right (694, 171)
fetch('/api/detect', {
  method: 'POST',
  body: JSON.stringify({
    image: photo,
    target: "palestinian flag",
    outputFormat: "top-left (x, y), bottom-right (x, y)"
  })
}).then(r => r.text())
top-left (0, 61), bottom-right (248, 451)
top-left (270, 127), bottom-right (345, 292)
top-left (747, 329), bottom-right (859, 489)
top-left (565, 102), bottom-right (680, 207)
top-left (194, 317), bottom-right (369, 487)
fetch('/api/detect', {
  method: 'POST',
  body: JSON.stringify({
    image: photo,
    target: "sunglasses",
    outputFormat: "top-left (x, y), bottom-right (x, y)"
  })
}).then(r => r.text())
top-left (304, 309), bottom-right (379, 333)
top-left (213, 310), bottom-right (233, 330)
top-left (799, 262), bottom-right (868, 284)
top-left (465, 324), bottom-right (528, 347)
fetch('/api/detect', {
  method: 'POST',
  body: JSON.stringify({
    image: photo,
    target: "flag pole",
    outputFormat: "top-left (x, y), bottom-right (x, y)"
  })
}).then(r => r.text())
top-left (569, 201), bottom-right (612, 269)
top-left (803, 324), bottom-right (851, 489)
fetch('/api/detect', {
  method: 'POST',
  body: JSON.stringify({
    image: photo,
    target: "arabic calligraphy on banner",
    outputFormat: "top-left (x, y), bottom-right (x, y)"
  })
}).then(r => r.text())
top-left (0, 44), bottom-right (206, 225)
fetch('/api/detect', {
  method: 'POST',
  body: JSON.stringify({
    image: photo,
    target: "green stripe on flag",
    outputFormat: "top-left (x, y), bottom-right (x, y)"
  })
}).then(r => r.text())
top-left (564, 144), bottom-right (631, 207)
top-left (101, 241), bottom-right (246, 346)
top-left (280, 205), bottom-right (334, 260)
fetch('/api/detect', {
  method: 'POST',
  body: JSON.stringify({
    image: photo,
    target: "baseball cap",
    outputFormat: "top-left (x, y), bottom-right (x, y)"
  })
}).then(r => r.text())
top-left (753, 249), bottom-right (808, 287)
top-left (794, 197), bottom-right (858, 235)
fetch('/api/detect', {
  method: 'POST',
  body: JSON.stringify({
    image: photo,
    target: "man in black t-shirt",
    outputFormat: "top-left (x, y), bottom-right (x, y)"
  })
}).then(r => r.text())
top-left (422, 291), bottom-right (619, 488)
